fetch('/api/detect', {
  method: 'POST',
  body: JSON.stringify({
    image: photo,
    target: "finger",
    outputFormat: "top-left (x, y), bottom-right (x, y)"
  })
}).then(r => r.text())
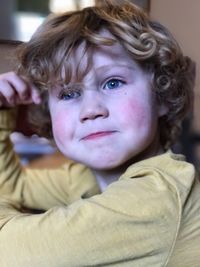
top-left (14, 75), bottom-right (42, 104)
top-left (3, 72), bottom-right (31, 101)
top-left (0, 79), bottom-right (16, 105)
top-left (31, 87), bottom-right (42, 104)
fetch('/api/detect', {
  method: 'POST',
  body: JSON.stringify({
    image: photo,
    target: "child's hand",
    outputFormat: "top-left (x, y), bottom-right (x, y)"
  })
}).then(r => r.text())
top-left (0, 72), bottom-right (41, 108)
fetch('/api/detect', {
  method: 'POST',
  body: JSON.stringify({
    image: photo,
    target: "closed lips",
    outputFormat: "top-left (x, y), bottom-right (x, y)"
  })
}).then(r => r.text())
top-left (81, 131), bottom-right (116, 140)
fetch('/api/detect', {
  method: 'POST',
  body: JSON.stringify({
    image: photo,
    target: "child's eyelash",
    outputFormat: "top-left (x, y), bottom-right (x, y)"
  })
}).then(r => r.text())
top-left (56, 78), bottom-right (125, 100)
top-left (102, 78), bottom-right (126, 90)
top-left (58, 88), bottom-right (82, 100)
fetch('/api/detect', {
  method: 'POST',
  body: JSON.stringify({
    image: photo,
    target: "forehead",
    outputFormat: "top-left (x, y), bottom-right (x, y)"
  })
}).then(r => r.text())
top-left (72, 32), bottom-right (138, 74)
top-left (92, 43), bottom-right (136, 70)
top-left (59, 30), bottom-right (142, 85)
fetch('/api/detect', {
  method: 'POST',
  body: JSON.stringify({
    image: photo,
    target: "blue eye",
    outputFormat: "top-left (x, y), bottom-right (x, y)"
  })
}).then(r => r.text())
top-left (59, 90), bottom-right (81, 100)
top-left (103, 79), bottom-right (124, 90)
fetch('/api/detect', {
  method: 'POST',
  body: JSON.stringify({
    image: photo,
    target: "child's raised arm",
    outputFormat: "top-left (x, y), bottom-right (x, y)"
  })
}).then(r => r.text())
top-left (0, 164), bottom-right (184, 267)
top-left (0, 72), bottom-right (99, 211)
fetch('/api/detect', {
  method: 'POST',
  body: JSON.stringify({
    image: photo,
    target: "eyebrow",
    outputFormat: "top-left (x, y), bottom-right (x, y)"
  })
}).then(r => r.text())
top-left (95, 64), bottom-right (138, 72)
top-left (51, 64), bottom-right (138, 93)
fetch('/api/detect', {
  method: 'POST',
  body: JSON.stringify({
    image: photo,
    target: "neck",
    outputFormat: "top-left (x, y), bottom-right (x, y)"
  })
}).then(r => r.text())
top-left (92, 137), bottom-right (164, 192)
top-left (92, 164), bottom-right (129, 192)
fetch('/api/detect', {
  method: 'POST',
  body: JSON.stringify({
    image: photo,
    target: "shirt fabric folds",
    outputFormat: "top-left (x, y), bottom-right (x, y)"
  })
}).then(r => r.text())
top-left (0, 109), bottom-right (200, 267)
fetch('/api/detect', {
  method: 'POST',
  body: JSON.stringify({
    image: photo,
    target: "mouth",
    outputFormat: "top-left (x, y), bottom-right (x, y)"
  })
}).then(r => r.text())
top-left (81, 131), bottom-right (116, 141)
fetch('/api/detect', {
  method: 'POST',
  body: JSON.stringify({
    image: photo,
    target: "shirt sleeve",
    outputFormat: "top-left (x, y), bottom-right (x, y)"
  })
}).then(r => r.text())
top-left (0, 174), bottom-right (180, 267)
top-left (0, 109), bottom-right (100, 211)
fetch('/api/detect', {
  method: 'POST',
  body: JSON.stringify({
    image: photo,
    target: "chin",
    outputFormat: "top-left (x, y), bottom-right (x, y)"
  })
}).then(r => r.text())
top-left (83, 157), bottom-right (130, 171)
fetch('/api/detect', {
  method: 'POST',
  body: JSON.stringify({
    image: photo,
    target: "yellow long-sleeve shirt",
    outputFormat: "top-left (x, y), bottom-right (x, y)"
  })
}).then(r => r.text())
top-left (0, 109), bottom-right (200, 266)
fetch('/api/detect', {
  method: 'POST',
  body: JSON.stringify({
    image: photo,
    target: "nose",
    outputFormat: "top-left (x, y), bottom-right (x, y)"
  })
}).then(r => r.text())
top-left (79, 92), bottom-right (109, 123)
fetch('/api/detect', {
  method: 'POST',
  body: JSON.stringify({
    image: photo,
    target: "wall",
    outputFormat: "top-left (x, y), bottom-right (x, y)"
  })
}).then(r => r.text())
top-left (150, 0), bottom-right (200, 132)
top-left (0, 42), bottom-right (20, 73)
top-left (0, 0), bottom-right (16, 40)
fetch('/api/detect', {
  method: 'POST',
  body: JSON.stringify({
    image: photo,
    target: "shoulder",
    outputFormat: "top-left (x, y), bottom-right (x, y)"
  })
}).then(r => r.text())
top-left (82, 160), bottom-right (183, 266)
top-left (96, 151), bottom-right (198, 230)
top-left (120, 150), bottom-right (197, 205)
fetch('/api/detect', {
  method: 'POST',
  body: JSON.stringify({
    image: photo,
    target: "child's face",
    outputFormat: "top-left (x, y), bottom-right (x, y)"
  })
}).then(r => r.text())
top-left (48, 34), bottom-right (163, 171)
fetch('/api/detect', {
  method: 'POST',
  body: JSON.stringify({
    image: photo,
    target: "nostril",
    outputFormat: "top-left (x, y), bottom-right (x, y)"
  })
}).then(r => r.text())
top-left (94, 114), bottom-right (104, 119)
top-left (80, 105), bottom-right (109, 122)
top-left (81, 113), bottom-right (104, 122)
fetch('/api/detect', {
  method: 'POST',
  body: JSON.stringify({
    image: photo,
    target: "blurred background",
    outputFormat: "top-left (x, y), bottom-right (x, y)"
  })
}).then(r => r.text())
top-left (0, 0), bottom-right (200, 168)
top-left (0, 0), bottom-right (149, 41)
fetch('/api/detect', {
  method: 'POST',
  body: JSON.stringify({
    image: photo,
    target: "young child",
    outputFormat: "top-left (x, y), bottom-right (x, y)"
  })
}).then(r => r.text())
top-left (0, 1), bottom-right (199, 266)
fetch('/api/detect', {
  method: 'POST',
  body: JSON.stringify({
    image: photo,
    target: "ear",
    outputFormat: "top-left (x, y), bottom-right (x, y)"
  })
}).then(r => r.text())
top-left (158, 103), bottom-right (169, 117)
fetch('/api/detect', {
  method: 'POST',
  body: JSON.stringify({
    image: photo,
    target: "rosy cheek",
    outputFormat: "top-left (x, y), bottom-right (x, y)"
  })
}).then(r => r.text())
top-left (51, 111), bottom-right (71, 140)
top-left (120, 99), bottom-right (150, 127)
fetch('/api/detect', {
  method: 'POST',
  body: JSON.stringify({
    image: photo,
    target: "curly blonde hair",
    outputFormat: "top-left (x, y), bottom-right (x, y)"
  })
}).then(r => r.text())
top-left (17, 0), bottom-right (195, 148)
